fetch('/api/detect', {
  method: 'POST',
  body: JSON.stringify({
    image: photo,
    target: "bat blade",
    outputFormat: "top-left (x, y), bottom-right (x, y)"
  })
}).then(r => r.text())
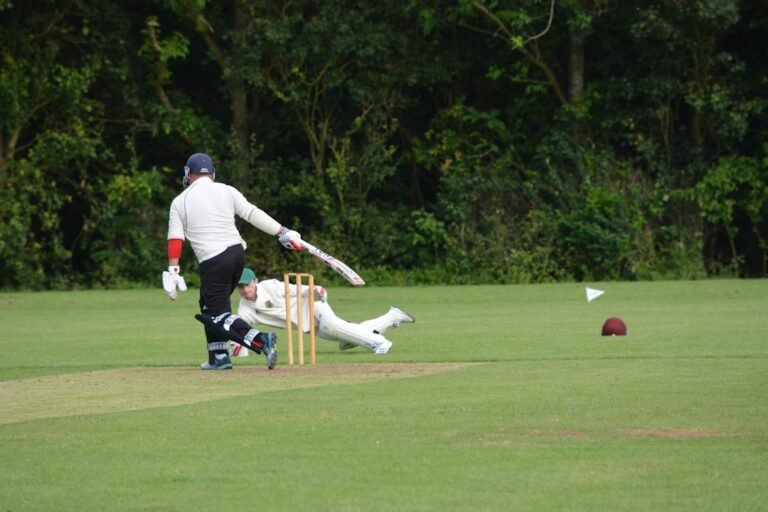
top-left (299, 241), bottom-right (366, 286)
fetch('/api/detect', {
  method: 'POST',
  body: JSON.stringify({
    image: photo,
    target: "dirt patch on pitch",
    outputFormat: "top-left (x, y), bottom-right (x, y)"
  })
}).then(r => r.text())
top-left (0, 363), bottom-right (470, 425)
top-left (480, 428), bottom-right (735, 447)
top-left (528, 429), bottom-right (588, 438)
top-left (619, 428), bottom-right (733, 439)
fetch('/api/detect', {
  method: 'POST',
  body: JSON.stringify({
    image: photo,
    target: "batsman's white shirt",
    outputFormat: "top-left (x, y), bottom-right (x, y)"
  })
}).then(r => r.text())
top-left (167, 177), bottom-right (281, 263)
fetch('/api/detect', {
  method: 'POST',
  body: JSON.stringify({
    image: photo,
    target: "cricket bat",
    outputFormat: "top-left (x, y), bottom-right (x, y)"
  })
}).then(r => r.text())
top-left (299, 240), bottom-right (366, 286)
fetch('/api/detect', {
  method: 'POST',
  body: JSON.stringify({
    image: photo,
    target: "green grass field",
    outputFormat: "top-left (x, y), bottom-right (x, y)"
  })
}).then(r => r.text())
top-left (1, 279), bottom-right (767, 511)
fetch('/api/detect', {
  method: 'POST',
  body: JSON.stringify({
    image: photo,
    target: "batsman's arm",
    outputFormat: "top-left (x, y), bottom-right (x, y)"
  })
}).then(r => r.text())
top-left (163, 238), bottom-right (187, 300)
top-left (167, 238), bottom-right (182, 267)
top-left (237, 197), bottom-right (302, 251)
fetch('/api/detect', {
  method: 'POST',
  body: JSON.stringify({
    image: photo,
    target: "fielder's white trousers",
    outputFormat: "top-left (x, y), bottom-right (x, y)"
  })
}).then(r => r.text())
top-left (315, 302), bottom-right (393, 351)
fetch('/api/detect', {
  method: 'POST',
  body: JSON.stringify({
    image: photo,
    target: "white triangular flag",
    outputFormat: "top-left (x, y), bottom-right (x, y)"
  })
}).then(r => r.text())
top-left (586, 287), bottom-right (605, 303)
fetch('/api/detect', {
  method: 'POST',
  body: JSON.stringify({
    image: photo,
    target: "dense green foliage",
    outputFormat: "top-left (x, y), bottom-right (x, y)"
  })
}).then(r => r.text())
top-left (1, 1), bottom-right (766, 289)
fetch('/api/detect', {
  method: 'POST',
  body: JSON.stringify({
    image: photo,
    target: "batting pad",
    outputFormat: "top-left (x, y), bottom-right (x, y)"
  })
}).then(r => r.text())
top-left (194, 313), bottom-right (263, 353)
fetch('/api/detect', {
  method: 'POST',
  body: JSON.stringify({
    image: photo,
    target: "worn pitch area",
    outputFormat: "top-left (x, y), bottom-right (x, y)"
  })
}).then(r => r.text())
top-left (0, 363), bottom-right (470, 425)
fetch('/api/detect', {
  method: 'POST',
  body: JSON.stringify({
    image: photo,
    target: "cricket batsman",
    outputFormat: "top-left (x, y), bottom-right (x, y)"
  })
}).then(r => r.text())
top-left (162, 152), bottom-right (303, 371)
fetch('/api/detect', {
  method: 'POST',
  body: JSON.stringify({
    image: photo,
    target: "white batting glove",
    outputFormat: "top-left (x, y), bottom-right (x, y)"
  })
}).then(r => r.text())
top-left (162, 266), bottom-right (188, 300)
top-left (277, 227), bottom-right (303, 250)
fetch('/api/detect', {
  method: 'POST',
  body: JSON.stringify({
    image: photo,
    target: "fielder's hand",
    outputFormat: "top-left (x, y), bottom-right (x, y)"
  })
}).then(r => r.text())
top-left (162, 266), bottom-right (188, 300)
top-left (277, 227), bottom-right (303, 250)
top-left (315, 286), bottom-right (327, 302)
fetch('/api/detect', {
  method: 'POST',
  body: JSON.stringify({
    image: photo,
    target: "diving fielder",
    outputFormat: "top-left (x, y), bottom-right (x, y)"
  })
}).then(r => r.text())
top-left (232, 268), bottom-right (415, 357)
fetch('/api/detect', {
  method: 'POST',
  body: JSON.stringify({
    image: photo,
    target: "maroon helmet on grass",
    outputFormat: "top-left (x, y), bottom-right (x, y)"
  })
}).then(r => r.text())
top-left (602, 317), bottom-right (627, 336)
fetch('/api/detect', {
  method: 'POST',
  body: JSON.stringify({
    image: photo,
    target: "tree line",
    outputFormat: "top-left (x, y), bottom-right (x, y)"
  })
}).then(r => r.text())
top-left (1, 0), bottom-right (766, 290)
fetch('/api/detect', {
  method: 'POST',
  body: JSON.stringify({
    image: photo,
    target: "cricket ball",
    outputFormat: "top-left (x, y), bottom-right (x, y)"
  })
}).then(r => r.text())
top-left (601, 316), bottom-right (627, 336)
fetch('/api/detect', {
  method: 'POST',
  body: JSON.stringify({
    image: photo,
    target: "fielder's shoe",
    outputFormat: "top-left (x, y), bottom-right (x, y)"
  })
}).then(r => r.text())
top-left (338, 341), bottom-right (357, 351)
top-left (373, 340), bottom-right (392, 355)
top-left (257, 332), bottom-right (278, 369)
top-left (390, 306), bottom-right (416, 327)
top-left (200, 354), bottom-right (233, 370)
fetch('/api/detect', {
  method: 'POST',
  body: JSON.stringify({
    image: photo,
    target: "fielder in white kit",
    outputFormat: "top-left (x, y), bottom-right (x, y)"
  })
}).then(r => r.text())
top-left (232, 268), bottom-right (415, 356)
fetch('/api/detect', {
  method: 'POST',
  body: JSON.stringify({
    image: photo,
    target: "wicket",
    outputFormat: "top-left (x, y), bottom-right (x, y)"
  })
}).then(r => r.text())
top-left (283, 273), bottom-right (316, 365)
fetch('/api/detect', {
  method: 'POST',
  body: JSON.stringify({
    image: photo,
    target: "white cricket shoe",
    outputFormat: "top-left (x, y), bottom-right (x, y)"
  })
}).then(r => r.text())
top-left (228, 341), bottom-right (250, 357)
top-left (389, 306), bottom-right (416, 327)
top-left (373, 340), bottom-right (392, 355)
top-left (338, 341), bottom-right (357, 351)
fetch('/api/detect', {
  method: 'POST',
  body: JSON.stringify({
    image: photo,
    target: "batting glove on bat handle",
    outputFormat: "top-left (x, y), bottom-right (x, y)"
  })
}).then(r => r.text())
top-left (162, 265), bottom-right (188, 301)
top-left (277, 226), bottom-right (303, 251)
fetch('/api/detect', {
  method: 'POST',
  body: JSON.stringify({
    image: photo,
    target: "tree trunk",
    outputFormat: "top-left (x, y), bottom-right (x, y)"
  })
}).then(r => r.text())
top-left (196, 0), bottom-right (251, 187)
top-left (568, 31), bottom-right (585, 103)
top-left (229, 0), bottom-right (250, 188)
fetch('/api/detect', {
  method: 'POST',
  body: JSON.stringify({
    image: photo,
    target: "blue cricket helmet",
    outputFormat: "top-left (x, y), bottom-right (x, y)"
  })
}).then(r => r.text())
top-left (183, 153), bottom-right (215, 187)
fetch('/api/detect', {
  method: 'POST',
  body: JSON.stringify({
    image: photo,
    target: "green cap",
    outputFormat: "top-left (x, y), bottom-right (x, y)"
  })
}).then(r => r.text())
top-left (239, 268), bottom-right (256, 285)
